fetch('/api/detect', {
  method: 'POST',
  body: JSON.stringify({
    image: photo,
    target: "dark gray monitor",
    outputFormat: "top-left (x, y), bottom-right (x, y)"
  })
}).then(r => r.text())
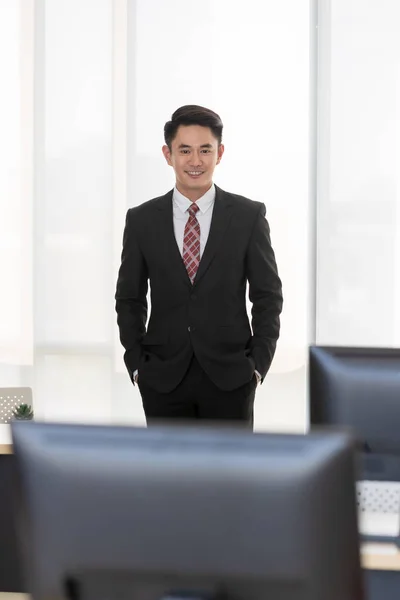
top-left (11, 422), bottom-right (363, 600)
top-left (309, 345), bottom-right (400, 481)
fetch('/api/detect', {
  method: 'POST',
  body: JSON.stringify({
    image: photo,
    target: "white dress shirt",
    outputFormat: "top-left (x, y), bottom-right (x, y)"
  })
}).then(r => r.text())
top-left (172, 184), bottom-right (215, 257)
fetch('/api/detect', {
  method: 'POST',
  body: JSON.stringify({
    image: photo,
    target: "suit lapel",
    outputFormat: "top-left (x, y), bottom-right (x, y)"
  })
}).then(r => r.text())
top-left (193, 185), bottom-right (233, 286)
top-left (155, 190), bottom-right (192, 288)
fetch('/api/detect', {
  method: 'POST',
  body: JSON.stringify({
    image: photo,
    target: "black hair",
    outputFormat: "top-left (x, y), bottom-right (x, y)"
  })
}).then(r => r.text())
top-left (164, 105), bottom-right (223, 148)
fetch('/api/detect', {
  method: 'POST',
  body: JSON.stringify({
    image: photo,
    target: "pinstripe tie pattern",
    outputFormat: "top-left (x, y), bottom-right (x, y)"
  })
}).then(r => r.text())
top-left (183, 203), bottom-right (200, 283)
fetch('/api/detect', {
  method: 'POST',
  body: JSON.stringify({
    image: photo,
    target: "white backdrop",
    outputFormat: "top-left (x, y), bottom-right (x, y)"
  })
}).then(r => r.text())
top-left (316, 0), bottom-right (400, 347)
top-left (0, 0), bottom-right (313, 431)
top-left (0, 0), bottom-right (33, 367)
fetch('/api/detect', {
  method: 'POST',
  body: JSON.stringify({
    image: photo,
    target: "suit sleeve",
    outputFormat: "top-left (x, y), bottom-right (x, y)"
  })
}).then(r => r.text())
top-left (115, 209), bottom-right (148, 383)
top-left (246, 203), bottom-right (283, 381)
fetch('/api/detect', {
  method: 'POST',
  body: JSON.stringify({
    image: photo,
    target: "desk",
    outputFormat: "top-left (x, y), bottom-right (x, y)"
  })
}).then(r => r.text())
top-left (0, 448), bottom-right (25, 593)
top-left (362, 543), bottom-right (400, 571)
top-left (360, 543), bottom-right (400, 599)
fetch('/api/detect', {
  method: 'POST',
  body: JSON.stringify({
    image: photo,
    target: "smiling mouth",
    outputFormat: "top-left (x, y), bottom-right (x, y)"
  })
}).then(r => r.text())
top-left (186, 171), bottom-right (204, 176)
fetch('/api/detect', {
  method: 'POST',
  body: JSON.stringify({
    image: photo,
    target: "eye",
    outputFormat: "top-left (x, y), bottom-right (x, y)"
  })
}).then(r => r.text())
top-left (180, 149), bottom-right (190, 154)
top-left (201, 149), bottom-right (211, 154)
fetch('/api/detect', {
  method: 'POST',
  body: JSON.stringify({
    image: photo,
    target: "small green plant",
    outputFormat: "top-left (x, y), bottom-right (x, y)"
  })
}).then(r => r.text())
top-left (12, 403), bottom-right (34, 420)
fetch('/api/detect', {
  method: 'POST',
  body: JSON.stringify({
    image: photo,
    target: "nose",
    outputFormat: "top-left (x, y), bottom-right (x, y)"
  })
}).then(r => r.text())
top-left (190, 150), bottom-right (203, 167)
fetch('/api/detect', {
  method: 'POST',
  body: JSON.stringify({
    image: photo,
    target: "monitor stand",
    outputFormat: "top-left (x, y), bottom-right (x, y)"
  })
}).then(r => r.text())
top-left (360, 533), bottom-right (400, 547)
top-left (65, 574), bottom-right (224, 600)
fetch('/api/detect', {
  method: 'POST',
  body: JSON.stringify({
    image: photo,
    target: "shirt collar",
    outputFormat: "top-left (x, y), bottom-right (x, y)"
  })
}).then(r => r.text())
top-left (173, 183), bottom-right (216, 215)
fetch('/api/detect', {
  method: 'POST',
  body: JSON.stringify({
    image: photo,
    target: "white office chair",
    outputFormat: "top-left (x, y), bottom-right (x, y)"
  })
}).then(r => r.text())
top-left (357, 480), bottom-right (400, 538)
top-left (0, 387), bottom-right (33, 424)
top-left (357, 481), bottom-right (400, 514)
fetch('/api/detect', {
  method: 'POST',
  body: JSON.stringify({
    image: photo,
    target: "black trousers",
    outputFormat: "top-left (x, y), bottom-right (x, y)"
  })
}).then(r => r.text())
top-left (138, 356), bottom-right (257, 429)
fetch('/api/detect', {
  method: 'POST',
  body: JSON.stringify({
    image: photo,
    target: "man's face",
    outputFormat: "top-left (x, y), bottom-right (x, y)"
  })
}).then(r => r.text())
top-left (162, 125), bottom-right (224, 200)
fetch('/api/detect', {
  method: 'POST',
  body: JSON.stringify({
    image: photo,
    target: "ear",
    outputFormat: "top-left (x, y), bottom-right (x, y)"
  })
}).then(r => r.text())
top-left (216, 144), bottom-right (225, 165)
top-left (162, 144), bottom-right (173, 166)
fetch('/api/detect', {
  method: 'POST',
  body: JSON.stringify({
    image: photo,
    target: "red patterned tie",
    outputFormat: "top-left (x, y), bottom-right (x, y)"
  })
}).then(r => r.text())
top-left (183, 203), bottom-right (200, 283)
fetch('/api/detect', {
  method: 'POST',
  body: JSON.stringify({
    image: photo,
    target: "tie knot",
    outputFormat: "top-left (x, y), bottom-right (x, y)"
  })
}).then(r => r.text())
top-left (188, 203), bottom-right (199, 217)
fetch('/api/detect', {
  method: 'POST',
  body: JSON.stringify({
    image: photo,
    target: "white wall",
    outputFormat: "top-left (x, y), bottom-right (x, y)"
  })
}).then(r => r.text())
top-left (0, 0), bottom-right (314, 431)
top-left (34, 0), bottom-right (115, 422)
top-left (316, 0), bottom-right (400, 348)
top-left (0, 0), bottom-right (118, 425)
top-left (0, 0), bottom-right (34, 367)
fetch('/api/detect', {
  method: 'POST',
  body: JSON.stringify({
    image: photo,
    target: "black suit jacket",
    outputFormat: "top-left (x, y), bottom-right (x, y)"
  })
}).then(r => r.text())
top-left (115, 185), bottom-right (283, 393)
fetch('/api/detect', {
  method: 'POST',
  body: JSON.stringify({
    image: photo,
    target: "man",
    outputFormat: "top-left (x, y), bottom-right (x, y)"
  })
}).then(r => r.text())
top-left (115, 105), bottom-right (283, 427)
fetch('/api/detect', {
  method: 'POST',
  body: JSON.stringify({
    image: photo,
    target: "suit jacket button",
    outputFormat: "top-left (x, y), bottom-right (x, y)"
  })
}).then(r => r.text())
top-left (188, 326), bottom-right (191, 332)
